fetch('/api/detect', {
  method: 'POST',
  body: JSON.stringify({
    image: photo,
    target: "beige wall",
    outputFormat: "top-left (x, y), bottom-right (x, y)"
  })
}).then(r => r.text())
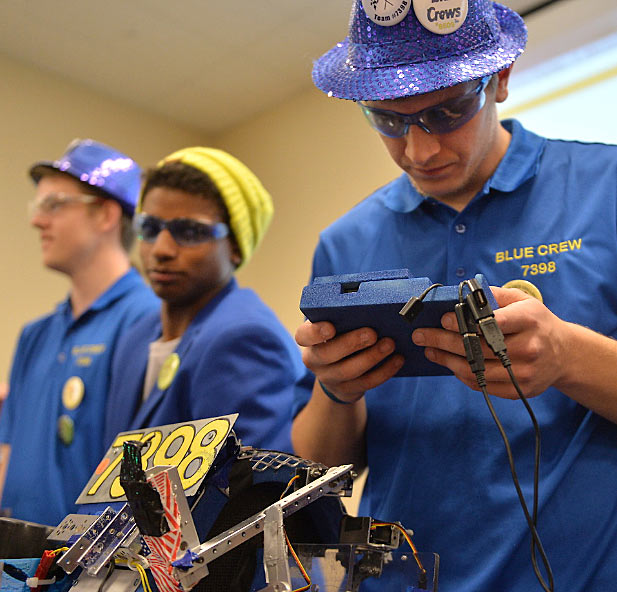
top-left (218, 87), bottom-right (400, 340)
top-left (0, 53), bottom-right (209, 382)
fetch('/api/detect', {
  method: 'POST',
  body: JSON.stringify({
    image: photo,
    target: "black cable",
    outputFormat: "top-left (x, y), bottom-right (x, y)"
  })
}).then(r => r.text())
top-left (462, 279), bottom-right (546, 581)
top-left (97, 560), bottom-right (116, 592)
top-left (399, 283), bottom-right (443, 323)
top-left (457, 281), bottom-right (554, 592)
top-left (478, 381), bottom-right (553, 592)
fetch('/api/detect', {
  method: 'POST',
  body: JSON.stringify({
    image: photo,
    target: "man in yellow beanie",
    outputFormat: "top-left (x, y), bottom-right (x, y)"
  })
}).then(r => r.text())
top-left (104, 147), bottom-right (310, 452)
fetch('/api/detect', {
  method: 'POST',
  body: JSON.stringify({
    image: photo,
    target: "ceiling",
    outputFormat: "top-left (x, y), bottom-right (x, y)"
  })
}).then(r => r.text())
top-left (1, 0), bottom-right (540, 135)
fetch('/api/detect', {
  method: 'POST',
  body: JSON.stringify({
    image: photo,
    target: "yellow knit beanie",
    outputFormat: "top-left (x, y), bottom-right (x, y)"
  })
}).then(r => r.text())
top-left (156, 147), bottom-right (274, 267)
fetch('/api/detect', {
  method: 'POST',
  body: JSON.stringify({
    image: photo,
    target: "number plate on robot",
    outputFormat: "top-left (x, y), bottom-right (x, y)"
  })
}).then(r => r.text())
top-left (76, 414), bottom-right (237, 505)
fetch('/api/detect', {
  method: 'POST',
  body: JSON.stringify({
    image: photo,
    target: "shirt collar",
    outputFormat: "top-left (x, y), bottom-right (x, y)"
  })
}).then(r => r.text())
top-left (58, 268), bottom-right (146, 320)
top-left (380, 173), bottom-right (423, 213)
top-left (186, 276), bottom-right (236, 328)
top-left (88, 268), bottom-right (145, 312)
top-left (487, 119), bottom-right (545, 193)
top-left (380, 119), bottom-right (546, 213)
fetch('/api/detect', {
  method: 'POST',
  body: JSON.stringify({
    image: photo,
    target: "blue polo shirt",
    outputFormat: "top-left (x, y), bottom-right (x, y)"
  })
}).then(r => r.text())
top-left (297, 120), bottom-right (617, 591)
top-left (0, 268), bottom-right (159, 526)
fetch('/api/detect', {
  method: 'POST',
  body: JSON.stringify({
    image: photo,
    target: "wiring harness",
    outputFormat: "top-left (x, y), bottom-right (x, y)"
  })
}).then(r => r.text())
top-left (456, 278), bottom-right (554, 592)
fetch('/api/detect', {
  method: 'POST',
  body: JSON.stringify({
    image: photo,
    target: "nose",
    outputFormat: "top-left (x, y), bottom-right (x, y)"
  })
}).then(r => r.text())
top-left (150, 228), bottom-right (179, 259)
top-left (403, 124), bottom-right (441, 165)
top-left (30, 208), bottom-right (50, 229)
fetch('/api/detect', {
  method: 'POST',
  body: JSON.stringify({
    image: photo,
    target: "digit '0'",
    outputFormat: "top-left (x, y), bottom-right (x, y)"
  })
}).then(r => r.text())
top-left (177, 419), bottom-right (229, 490)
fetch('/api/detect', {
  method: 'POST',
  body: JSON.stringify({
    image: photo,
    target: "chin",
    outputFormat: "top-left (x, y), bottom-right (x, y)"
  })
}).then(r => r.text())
top-left (152, 286), bottom-right (177, 301)
top-left (43, 259), bottom-right (67, 273)
top-left (410, 178), bottom-right (450, 199)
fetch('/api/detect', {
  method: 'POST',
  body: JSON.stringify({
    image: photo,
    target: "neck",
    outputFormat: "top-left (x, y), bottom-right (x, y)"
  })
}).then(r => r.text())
top-left (69, 247), bottom-right (131, 318)
top-left (159, 281), bottom-right (230, 341)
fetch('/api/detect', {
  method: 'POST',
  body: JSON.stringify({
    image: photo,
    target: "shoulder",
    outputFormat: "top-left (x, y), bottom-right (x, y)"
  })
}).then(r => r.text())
top-left (321, 176), bottom-right (405, 239)
top-left (115, 270), bottom-right (159, 306)
top-left (110, 312), bottom-right (160, 366)
top-left (107, 274), bottom-right (160, 325)
top-left (315, 176), bottom-right (407, 271)
top-left (538, 136), bottom-right (617, 196)
top-left (542, 135), bottom-right (617, 155)
top-left (310, 176), bottom-right (416, 279)
top-left (19, 309), bottom-right (56, 333)
top-left (15, 308), bottom-right (62, 346)
top-left (191, 288), bottom-right (298, 359)
top-left (512, 119), bottom-right (617, 170)
top-left (119, 309), bottom-right (160, 341)
top-left (207, 287), bottom-right (290, 338)
top-left (505, 120), bottom-right (617, 200)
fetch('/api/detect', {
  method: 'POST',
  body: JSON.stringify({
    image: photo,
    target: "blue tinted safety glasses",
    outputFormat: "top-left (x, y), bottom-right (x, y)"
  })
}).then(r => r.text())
top-left (360, 76), bottom-right (491, 137)
top-left (133, 213), bottom-right (229, 246)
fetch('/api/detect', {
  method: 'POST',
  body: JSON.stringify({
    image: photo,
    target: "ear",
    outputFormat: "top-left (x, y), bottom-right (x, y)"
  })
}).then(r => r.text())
top-left (95, 199), bottom-right (123, 233)
top-left (494, 65), bottom-right (513, 104)
top-left (230, 241), bottom-right (243, 269)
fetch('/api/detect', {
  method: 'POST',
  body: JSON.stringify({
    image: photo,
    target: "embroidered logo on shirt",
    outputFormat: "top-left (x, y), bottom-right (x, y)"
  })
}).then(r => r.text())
top-left (71, 343), bottom-right (106, 368)
top-left (494, 237), bottom-right (582, 278)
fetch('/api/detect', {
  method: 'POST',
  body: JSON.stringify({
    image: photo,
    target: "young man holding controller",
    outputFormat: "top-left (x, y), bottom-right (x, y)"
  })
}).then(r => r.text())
top-left (293, 1), bottom-right (617, 590)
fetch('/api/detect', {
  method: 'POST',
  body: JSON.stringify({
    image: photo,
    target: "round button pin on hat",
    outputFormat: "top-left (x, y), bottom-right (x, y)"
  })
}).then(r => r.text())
top-left (361, 0), bottom-right (412, 26)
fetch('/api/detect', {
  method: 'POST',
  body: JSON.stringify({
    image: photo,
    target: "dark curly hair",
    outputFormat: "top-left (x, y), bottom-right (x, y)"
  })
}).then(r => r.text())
top-left (141, 161), bottom-right (230, 227)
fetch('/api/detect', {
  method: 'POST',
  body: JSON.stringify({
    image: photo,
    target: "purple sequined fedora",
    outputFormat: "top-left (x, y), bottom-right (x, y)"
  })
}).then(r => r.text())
top-left (312, 0), bottom-right (527, 101)
top-left (29, 139), bottom-right (141, 215)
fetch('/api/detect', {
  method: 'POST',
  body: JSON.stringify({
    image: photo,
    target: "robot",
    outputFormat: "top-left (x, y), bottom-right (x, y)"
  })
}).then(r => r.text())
top-left (1, 416), bottom-right (438, 592)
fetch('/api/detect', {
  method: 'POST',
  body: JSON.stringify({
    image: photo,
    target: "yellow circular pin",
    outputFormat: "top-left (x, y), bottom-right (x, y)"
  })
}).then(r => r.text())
top-left (157, 353), bottom-right (180, 390)
top-left (62, 376), bottom-right (85, 410)
top-left (502, 279), bottom-right (543, 303)
top-left (58, 414), bottom-right (75, 446)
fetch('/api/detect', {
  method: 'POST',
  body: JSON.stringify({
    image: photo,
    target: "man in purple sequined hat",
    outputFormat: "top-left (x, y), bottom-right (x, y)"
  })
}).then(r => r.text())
top-left (0, 139), bottom-right (159, 527)
top-left (293, 1), bottom-right (617, 590)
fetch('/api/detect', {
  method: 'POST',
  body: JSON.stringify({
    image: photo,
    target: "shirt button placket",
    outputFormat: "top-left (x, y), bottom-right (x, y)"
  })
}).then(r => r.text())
top-left (451, 221), bottom-right (467, 281)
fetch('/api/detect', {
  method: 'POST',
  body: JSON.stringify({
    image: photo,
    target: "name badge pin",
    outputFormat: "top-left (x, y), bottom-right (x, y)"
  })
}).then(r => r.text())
top-left (58, 414), bottom-right (75, 446)
top-left (158, 353), bottom-right (180, 390)
top-left (62, 376), bottom-right (85, 410)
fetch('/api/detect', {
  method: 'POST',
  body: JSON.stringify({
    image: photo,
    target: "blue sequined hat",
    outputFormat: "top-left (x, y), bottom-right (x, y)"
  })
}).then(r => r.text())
top-left (29, 139), bottom-right (142, 215)
top-left (312, 0), bottom-right (527, 101)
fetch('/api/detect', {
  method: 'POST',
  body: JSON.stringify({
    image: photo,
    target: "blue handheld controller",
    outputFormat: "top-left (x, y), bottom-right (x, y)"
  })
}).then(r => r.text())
top-left (300, 269), bottom-right (496, 377)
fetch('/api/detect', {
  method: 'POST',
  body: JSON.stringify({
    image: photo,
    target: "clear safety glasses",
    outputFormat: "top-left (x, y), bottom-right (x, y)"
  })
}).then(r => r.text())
top-left (360, 76), bottom-right (491, 137)
top-left (133, 213), bottom-right (229, 246)
top-left (28, 193), bottom-right (99, 217)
